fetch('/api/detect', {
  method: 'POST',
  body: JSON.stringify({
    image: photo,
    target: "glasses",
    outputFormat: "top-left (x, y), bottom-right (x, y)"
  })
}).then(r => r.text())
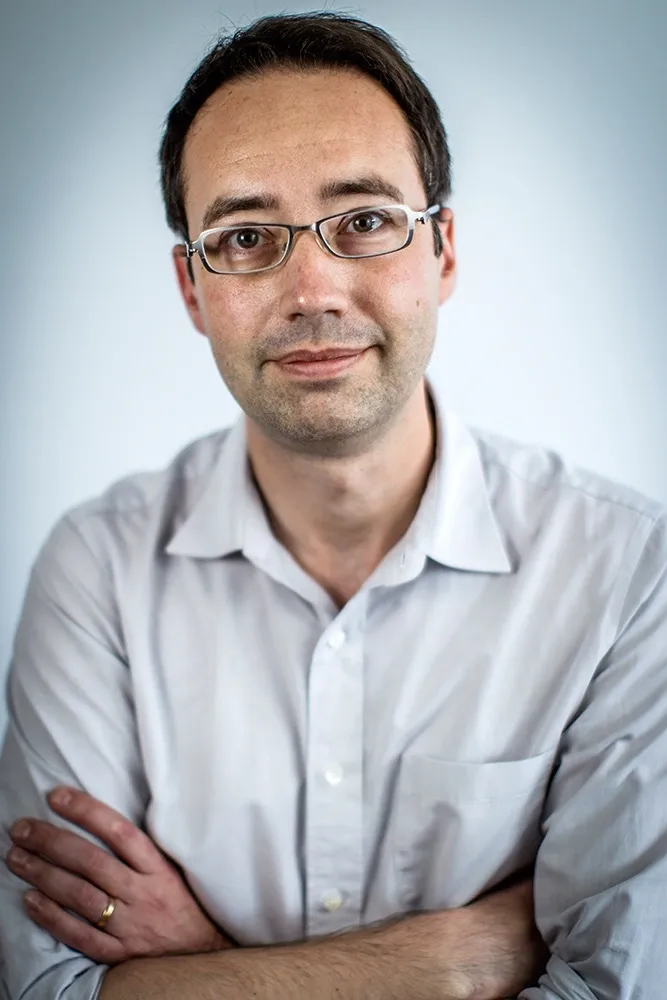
top-left (183, 203), bottom-right (442, 275)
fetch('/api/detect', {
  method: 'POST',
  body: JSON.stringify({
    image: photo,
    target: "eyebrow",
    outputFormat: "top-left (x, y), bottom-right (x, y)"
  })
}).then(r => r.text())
top-left (199, 174), bottom-right (405, 231)
top-left (201, 193), bottom-right (281, 231)
top-left (318, 175), bottom-right (405, 206)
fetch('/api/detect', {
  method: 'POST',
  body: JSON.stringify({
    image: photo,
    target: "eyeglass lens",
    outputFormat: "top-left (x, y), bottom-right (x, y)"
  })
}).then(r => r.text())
top-left (200, 206), bottom-right (411, 273)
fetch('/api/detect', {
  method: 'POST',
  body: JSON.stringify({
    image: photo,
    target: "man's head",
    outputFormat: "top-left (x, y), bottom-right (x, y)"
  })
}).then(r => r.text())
top-left (160, 13), bottom-right (456, 456)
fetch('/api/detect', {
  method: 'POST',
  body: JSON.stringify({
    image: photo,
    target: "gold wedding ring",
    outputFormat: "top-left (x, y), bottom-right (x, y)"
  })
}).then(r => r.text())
top-left (95, 896), bottom-right (117, 930)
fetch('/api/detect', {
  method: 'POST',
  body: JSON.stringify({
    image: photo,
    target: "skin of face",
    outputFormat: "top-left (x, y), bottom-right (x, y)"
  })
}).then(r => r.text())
top-left (173, 66), bottom-right (456, 460)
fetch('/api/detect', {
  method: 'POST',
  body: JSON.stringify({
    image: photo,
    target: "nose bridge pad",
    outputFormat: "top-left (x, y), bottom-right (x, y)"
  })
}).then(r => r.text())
top-left (288, 225), bottom-right (330, 262)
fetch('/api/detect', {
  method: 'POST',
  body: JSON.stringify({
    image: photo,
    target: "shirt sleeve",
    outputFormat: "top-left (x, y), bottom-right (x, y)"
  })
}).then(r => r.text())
top-left (518, 512), bottom-right (667, 999)
top-left (0, 514), bottom-right (149, 1000)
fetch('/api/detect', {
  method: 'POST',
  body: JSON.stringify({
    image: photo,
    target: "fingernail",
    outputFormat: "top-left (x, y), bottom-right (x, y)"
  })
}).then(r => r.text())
top-left (8, 846), bottom-right (29, 865)
top-left (11, 821), bottom-right (32, 841)
top-left (24, 890), bottom-right (41, 909)
top-left (50, 788), bottom-right (73, 807)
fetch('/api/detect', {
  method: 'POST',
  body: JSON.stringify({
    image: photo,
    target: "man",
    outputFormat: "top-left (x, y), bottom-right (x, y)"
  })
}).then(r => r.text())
top-left (1, 11), bottom-right (666, 1000)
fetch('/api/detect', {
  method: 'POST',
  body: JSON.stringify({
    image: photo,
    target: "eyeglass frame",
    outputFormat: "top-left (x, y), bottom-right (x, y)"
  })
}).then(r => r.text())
top-left (182, 202), bottom-right (443, 275)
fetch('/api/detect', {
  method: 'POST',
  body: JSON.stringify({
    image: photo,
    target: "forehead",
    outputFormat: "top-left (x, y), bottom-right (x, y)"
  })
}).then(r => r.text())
top-left (182, 68), bottom-right (424, 227)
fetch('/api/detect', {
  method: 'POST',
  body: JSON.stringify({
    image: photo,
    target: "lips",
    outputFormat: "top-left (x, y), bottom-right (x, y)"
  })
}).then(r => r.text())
top-left (273, 347), bottom-right (369, 379)
top-left (277, 347), bottom-right (366, 363)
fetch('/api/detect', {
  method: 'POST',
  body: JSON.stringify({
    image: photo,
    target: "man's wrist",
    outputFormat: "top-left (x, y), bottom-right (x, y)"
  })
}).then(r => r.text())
top-left (325, 908), bottom-right (478, 1000)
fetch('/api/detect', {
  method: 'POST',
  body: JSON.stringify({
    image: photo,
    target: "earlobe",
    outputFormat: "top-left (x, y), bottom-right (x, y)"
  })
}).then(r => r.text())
top-left (172, 246), bottom-right (207, 335)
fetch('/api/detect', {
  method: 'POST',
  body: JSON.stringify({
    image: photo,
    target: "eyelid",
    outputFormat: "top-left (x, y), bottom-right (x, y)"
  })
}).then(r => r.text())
top-left (335, 205), bottom-right (391, 219)
top-left (335, 207), bottom-right (390, 225)
top-left (216, 223), bottom-right (280, 236)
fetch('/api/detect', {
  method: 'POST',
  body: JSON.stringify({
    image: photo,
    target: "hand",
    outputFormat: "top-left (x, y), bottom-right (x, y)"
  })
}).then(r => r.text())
top-left (5, 786), bottom-right (235, 965)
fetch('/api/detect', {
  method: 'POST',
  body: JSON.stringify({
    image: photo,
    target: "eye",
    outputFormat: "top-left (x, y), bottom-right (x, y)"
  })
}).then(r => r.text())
top-left (343, 211), bottom-right (386, 234)
top-left (226, 228), bottom-right (265, 251)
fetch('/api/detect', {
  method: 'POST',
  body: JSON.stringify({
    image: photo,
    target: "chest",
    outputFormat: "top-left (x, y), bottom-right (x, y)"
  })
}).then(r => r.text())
top-left (123, 552), bottom-right (611, 809)
top-left (118, 554), bottom-right (615, 941)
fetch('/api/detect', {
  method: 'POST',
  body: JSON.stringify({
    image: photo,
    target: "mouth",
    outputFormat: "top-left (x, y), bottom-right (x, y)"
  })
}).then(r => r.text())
top-left (272, 347), bottom-right (371, 380)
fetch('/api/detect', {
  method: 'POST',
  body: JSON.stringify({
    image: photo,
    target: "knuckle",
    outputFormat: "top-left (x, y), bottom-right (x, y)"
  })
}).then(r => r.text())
top-left (22, 821), bottom-right (47, 851)
top-left (115, 868), bottom-right (134, 897)
top-left (79, 841), bottom-right (110, 878)
top-left (25, 892), bottom-right (55, 924)
top-left (20, 854), bottom-right (46, 884)
top-left (110, 818), bottom-right (135, 848)
top-left (78, 839), bottom-right (100, 866)
top-left (81, 882), bottom-right (105, 914)
top-left (17, 850), bottom-right (39, 874)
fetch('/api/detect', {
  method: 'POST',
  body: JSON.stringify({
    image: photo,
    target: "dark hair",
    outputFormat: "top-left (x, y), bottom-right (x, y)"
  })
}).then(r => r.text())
top-left (159, 11), bottom-right (452, 254)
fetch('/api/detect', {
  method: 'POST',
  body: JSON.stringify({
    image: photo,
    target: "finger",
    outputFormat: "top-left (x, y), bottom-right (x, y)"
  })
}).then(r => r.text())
top-left (47, 788), bottom-right (160, 875)
top-left (23, 890), bottom-right (126, 965)
top-left (9, 820), bottom-right (133, 899)
top-left (6, 845), bottom-right (125, 932)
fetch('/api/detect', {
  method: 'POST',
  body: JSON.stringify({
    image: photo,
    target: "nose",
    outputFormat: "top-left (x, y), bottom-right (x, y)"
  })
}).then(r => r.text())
top-left (276, 229), bottom-right (350, 321)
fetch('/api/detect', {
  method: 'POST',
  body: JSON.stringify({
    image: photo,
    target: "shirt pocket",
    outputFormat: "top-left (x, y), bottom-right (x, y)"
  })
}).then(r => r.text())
top-left (392, 749), bottom-right (555, 911)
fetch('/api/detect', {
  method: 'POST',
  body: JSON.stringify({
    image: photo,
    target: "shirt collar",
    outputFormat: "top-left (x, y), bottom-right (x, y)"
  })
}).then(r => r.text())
top-left (165, 415), bottom-right (262, 559)
top-left (165, 381), bottom-right (513, 575)
top-left (421, 380), bottom-right (513, 574)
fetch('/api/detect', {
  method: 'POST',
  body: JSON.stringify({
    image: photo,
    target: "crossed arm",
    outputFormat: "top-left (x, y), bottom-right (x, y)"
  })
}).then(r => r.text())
top-left (5, 787), bottom-right (545, 1000)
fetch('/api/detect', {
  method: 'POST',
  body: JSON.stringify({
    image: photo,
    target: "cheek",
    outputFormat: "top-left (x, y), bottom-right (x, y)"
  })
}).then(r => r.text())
top-left (196, 276), bottom-right (261, 339)
top-left (356, 252), bottom-right (436, 320)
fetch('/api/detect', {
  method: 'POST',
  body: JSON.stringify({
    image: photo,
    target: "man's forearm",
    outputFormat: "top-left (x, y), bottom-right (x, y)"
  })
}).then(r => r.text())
top-left (99, 909), bottom-right (470, 1000)
top-left (99, 883), bottom-right (545, 1000)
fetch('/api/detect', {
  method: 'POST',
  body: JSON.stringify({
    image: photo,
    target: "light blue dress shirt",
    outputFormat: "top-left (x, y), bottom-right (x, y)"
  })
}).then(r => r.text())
top-left (1, 380), bottom-right (666, 999)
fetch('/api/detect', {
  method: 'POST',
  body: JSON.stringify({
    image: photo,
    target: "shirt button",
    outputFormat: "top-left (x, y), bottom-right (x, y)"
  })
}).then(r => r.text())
top-left (324, 764), bottom-right (344, 786)
top-left (327, 629), bottom-right (346, 650)
top-left (321, 889), bottom-right (344, 912)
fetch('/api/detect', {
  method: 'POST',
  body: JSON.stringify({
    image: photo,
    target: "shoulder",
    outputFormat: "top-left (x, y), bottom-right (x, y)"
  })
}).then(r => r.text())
top-left (34, 428), bottom-right (233, 578)
top-left (474, 422), bottom-right (664, 518)
top-left (471, 423), bottom-right (666, 570)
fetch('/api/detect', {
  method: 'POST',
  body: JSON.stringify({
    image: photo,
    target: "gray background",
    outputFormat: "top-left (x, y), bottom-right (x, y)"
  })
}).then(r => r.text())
top-left (1, 1), bottom-right (666, 736)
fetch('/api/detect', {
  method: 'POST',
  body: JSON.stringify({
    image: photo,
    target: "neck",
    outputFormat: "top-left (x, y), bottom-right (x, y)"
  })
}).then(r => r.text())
top-left (246, 381), bottom-right (436, 606)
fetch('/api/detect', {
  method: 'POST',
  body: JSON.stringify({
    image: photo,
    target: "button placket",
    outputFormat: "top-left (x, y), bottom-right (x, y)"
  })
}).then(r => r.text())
top-left (304, 619), bottom-right (365, 936)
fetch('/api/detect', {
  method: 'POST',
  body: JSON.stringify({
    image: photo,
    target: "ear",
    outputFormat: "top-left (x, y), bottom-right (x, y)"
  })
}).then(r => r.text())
top-left (436, 207), bottom-right (456, 306)
top-left (172, 246), bottom-right (207, 336)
